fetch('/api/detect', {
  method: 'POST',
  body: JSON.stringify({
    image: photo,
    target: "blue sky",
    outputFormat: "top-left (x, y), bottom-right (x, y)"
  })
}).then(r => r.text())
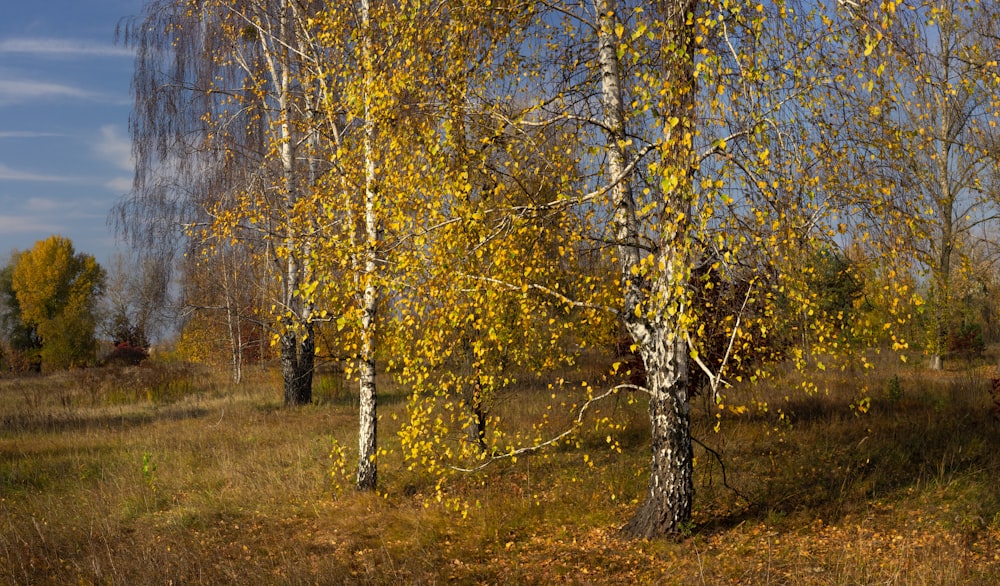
top-left (0, 0), bottom-right (144, 266)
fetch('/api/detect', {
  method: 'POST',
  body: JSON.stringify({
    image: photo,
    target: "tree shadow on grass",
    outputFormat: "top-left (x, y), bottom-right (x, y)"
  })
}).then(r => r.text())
top-left (688, 379), bottom-right (1000, 536)
top-left (0, 405), bottom-right (210, 437)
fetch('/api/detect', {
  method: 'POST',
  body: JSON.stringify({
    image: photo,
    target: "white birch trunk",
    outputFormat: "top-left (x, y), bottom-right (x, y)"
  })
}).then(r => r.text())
top-left (259, 0), bottom-right (314, 405)
top-left (929, 91), bottom-right (955, 371)
top-left (223, 251), bottom-right (243, 384)
top-left (596, 0), bottom-right (695, 537)
top-left (357, 0), bottom-right (379, 491)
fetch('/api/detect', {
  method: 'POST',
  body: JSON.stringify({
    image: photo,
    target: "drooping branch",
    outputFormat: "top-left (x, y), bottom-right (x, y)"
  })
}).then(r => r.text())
top-left (464, 273), bottom-right (618, 316)
top-left (448, 383), bottom-right (636, 473)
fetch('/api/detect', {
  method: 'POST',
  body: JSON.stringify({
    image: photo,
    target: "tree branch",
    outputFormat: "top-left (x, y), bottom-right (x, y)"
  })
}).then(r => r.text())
top-left (464, 273), bottom-right (618, 316)
top-left (686, 276), bottom-right (756, 402)
top-left (449, 383), bottom-right (638, 473)
top-left (691, 435), bottom-right (752, 506)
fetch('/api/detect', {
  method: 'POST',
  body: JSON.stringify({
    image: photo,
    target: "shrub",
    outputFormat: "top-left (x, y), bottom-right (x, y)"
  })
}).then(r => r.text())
top-left (104, 342), bottom-right (149, 366)
top-left (947, 321), bottom-right (985, 358)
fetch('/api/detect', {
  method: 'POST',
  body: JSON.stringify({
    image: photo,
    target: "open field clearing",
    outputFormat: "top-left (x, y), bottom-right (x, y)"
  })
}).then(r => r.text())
top-left (2, 356), bottom-right (1000, 584)
top-left (6, 0), bottom-right (1000, 578)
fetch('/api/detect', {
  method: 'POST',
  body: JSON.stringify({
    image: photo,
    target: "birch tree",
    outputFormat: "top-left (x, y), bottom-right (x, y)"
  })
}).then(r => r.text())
top-left (834, 0), bottom-right (1000, 369)
top-left (395, 0), bottom-right (912, 538)
top-left (355, 0), bottom-right (380, 491)
top-left (308, 0), bottom-right (480, 489)
top-left (592, 0), bottom-right (915, 536)
top-left (115, 0), bottom-right (330, 404)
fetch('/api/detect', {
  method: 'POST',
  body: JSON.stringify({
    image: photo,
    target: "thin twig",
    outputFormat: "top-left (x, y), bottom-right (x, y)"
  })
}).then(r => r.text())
top-left (691, 435), bottom-right (752, 506)
top-left (685, 277), bottom-right (756, 402)
top-left (467, 273), bottom-right (618, 316)
top-left (449, 384), bottom-right (640, 473)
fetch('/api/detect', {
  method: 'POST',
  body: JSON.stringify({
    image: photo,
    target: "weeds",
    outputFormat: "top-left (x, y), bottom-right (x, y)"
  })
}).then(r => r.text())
top-left (991, 376), bottom-right (1000, 421)
top-left (886, 374), bottom-right (903, 404)
top-left (141, 451), bottom-right (157, 492)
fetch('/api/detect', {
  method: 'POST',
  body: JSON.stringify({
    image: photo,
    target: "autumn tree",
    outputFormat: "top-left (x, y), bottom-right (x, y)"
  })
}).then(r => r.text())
top-left (0, 257), bottom-right (42, 372)
top-left (831, 0), bottom-right (1000, 369)
top-left (10, 236), bottom-right (105, 371)
top-left (112, 0), bottom-right (923, 535)
top-left (395, 91), bottom-right (606, 457)
top-left (588, 0), bottom-right (918, 535)
top-left (390, 0), bottom-right (918, 538)
top-left (115, 0), bottom-right (330, 404)
top-left (170, 243), bottom-right (273, 381)
top-left (306, 0), bottom-right (492, 490)
top-left (119, 0), bottom-right (456, 487)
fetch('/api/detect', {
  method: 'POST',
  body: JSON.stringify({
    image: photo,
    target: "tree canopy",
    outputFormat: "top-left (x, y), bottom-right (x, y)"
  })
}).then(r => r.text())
top-left (7, 236), bottom-right (105, 371)
top-left (111, 0), bottom-right (1000, 539)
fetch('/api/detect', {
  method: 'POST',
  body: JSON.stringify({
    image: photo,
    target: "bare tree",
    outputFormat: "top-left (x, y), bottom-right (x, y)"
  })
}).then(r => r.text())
top-left (101, 252), bottom-right (172, 349)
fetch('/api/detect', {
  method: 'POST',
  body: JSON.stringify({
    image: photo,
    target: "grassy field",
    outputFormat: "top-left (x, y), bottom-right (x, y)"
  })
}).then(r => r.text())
top-left (2, 354), bottom-right (1000, 584)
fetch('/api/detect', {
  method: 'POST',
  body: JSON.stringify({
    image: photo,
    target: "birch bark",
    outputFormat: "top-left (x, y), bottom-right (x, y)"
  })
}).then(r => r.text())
top-left (595, 0), bottom-right (697, 536)
top-left (357, 0), bottom-right (379, 491)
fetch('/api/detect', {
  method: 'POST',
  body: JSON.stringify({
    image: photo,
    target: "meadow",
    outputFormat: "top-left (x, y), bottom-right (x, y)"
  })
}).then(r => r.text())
top-left (2, 352), bottom-right (999, 584)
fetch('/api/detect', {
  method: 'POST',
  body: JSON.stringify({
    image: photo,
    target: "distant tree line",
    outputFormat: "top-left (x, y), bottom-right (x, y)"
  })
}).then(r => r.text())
top-left (0, 235), bottom-right (171, 372)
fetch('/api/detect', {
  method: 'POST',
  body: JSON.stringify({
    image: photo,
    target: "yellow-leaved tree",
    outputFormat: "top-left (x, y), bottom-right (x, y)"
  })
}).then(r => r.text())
top-left (306, 0), bottom-right (483, 489)
top-left (116, 0), bottom-right (334, 403)
top-left (825, 0), bottom-right (1000, 369)
top-left (113, 0), bottom-right (927, 538)
top-left (393, 0), bottom-right (916, 537)
top-left (11, 235), bottom-right (105, 371)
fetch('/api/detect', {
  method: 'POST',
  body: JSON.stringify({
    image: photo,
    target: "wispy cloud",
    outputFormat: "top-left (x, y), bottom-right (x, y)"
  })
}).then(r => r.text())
top-left (22, 197), bottom-right (63, 213)
top-left (0, 215), bottom-right (63, 236)
top-left (0, 194), bottom-right (120, 259)
top-left (105, 176), bottom-right (133, 193)
top-left (94, 125), bottom-right (135, 193)
top-left (0, 78), bottom-right (101, 104)
top-left (0, 131), bottom-right (62, 139)
top-left (0, 162), bottom-right (79, 183)
top-left (0, 37), bottom-right (133, 59)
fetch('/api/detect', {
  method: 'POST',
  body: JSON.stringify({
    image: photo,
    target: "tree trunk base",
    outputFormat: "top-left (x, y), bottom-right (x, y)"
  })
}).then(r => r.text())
top-left (622, 375), bottom-right (694, 539)
top-left (281, 326), bottom-right (315, 407)
top-left (622, 493), bottom-right (688, 539)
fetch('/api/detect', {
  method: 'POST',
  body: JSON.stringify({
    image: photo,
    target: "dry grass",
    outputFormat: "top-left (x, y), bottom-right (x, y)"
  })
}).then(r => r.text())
top-left (1, 353), bottom-right (999, 584)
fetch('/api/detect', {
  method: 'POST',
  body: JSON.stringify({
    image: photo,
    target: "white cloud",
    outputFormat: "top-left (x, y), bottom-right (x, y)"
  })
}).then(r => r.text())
top-left (0, 78), bottom-right (101, 104)
top-left (94, 126), bottom-right (136, 195)
top-left (22, 197), bottom-right (62, 213)
top-left (105, 176), bottom-right (132, 193)
top-left (0, 215), bottom-right (62, 235)
top-left (0, 162), bottom-right (78, 183)
top-left (94, 125), bottom-right (134, 172)
top-left (0, 37), bottom-right (133, 59)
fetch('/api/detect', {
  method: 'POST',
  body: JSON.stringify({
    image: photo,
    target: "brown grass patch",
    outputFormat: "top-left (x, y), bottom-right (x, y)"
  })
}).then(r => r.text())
top-left (1, 356), bottom-right (998, 584)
